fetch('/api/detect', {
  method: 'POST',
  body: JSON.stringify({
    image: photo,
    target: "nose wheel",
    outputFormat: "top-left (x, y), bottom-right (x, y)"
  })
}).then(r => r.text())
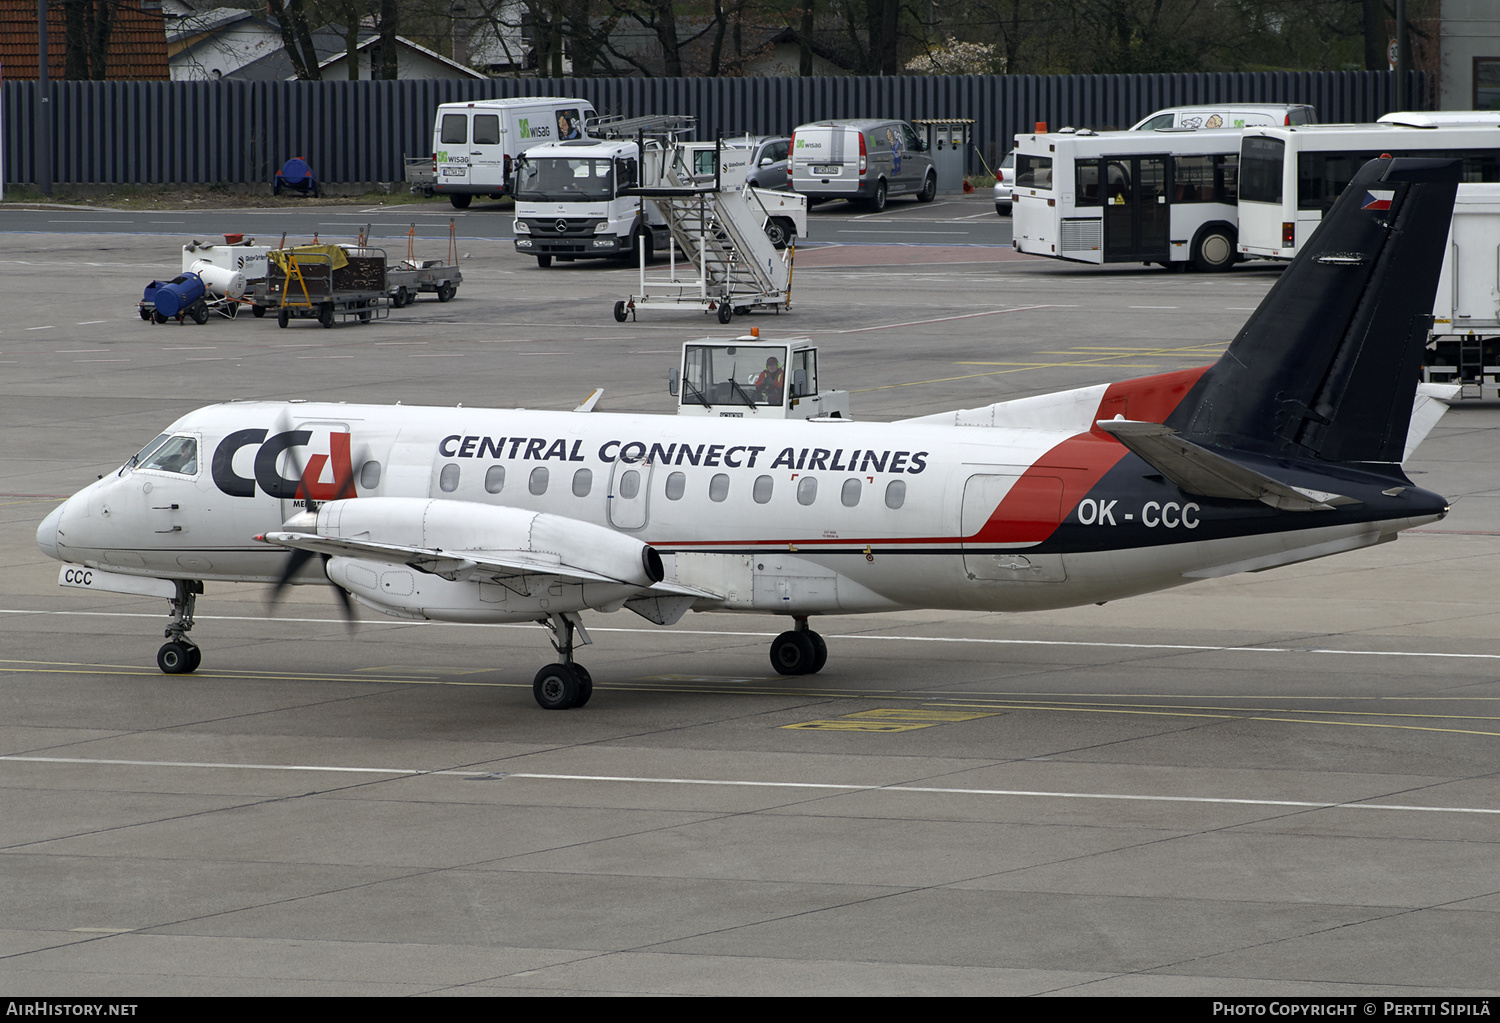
top-left (157, 580), bottom-right (204, 674)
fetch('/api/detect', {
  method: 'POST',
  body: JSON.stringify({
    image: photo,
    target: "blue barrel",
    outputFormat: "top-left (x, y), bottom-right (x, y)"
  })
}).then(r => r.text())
top-left (150, 273), bottom-right (206, 318)
top-left (280, 157), bottom-right (313, 187)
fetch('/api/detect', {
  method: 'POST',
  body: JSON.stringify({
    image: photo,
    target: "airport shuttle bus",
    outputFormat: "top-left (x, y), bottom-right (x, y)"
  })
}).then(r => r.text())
top-left (1237, 122), bottom-right (1500, 260)
top-left (1010, 127), bottom-right (1244, 271)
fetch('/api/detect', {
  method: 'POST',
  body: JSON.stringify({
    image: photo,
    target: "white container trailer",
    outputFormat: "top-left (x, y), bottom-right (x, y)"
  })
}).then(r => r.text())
top-left (432, 97), bottom-right (596, 210)
top-left (1422, 185), bottom-right (1500, 398)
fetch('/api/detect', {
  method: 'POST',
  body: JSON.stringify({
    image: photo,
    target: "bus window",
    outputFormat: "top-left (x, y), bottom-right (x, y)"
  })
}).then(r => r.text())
top-left (1076, 161), bottom-right (1101, 204)
top-left (1173, 154), bottom-right (1238, 203)
top-left (1240, 137), bottom-right (1285, 204)
top-left (1015, 154), bottom-right (1052, 189)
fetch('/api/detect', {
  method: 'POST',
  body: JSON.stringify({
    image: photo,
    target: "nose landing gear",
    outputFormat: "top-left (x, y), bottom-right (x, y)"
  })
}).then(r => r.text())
top-left (158, 580), bottom-right (204, 674)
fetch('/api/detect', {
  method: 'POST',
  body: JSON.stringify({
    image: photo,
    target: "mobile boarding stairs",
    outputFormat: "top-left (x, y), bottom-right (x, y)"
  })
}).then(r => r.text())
top-left (613, 138), bottom-right (800, 324)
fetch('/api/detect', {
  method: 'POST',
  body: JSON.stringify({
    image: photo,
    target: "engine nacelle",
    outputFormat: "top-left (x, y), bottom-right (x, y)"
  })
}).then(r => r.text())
top-left (288, 497), bottom-right (665, 622)
top-left (326, 556), bottom-right (643, 623)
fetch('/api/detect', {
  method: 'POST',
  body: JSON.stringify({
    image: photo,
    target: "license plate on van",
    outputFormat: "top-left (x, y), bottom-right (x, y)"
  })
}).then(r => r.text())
top-left (812, 165), bottom-right (840, 175)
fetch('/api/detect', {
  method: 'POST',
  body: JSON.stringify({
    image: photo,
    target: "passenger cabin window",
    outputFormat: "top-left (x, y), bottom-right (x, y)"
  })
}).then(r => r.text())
top-left (485, 465), bottom-right (506, 494)
top-left (441, 114), bottom-right (467, 145)
top-left (797, 476), bottom-right (818, 506)
top-left (753, 475), bottom-right (773, 504)
top-left (618, 470), bottom-right (640, 499)
top-left (359, 460), bottom-right (381, 490)
top-left (841, 478), bottom-right (862, 507)
top-left (140, 436), bottom-right (198, 475)
top-left (572, 468), bottom-right (592, 497)
top-left (885, 480), bottom-right (906, 509)
top-left (529, 467), bottom-right (549, 495)
top-left (709, 473), bottom-right (730, 502)
top-left (439, 464), bottom-right (460, 492)
top-left (665, 472), bottom-right (686, 500)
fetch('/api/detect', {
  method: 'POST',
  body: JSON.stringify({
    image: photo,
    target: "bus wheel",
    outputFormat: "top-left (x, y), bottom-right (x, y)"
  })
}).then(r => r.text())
top-left (1191, 226), bottom-right (1236, 273)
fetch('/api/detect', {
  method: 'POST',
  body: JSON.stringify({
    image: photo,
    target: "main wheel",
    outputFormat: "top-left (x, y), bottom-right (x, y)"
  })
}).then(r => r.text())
top-left (807, 631), bottom-right (828, 674)
top-left (770, 630), bottom-right (818, 676)
top-left (450, 194), bottom-right (472, 210)
top-left (917, 172), bottom-right (937, 203)
top-left (537, 255), bottom-right (552, 268)
top-left (277, 309), bottom-right (289, 328)
top-left (1191, 225), bottom-right (1237, 273)
top-left (572, 665), bottom-right (594, 708)
top-left (158, 641), bottom-right (197, 675)
top-left (437, 282), bottom-right (456, 302)
top-left (185, 644), bottom-right (202, 673)
top-left (533, 664), bottom-right (581, 710)
top-left (717, 302), bottom-right (733, 324)
top-left (865, 180), bottom-right (887, 212)
top-left (613, 300), bottom-right (628, 323)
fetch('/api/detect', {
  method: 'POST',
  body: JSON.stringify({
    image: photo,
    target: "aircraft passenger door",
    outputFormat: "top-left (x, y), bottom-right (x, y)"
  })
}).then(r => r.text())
top-left (607, 456), bottom-right (653, 530)
top-left (1102, 155), bottom-right (1170, 262)
top-left (960, 474), bottom-right (1067, 582)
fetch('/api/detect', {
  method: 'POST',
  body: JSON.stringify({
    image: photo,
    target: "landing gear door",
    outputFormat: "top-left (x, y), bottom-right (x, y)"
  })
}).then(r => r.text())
top-left (960, 473), bottom-right (1067, 582)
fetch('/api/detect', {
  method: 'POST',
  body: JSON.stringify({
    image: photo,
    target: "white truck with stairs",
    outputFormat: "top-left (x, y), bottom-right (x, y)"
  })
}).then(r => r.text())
top-left (614, 137), bottom-right (805, 324)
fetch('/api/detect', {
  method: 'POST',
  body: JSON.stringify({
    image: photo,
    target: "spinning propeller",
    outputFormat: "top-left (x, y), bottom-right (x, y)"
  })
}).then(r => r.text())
top-left (256, 416), bottom-right (364, 625)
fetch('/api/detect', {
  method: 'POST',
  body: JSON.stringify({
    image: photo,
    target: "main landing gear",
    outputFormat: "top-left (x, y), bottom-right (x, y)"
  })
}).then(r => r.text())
top-left (770, 616), bottom-right (827, 676)
top-left (532, 611), bottom-right (594, 710)
top-left (157, 580), bottom-right (204, 674)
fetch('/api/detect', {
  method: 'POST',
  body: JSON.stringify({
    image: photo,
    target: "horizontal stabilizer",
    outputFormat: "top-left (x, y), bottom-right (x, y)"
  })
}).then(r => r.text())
top-left (1096, 420), bottom-right (1359, 512)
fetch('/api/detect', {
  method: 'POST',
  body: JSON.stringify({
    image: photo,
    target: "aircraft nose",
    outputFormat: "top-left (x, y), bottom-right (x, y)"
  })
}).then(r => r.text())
top-left (36, 502), bottom-right (65, 561)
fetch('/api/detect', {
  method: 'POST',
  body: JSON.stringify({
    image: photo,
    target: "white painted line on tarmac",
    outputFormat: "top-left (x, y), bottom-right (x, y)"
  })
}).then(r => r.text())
top-left (1, 755), bottom-right (1495, 816)
top-left (3, 606), bottom-right (1500, 664)
top-left (833, 304), bottom-right (1061, 333)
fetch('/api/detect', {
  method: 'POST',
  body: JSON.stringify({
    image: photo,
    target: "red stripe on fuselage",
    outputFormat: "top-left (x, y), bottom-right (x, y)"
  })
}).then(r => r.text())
top-left (977, 366), bottom-right (1210, 543)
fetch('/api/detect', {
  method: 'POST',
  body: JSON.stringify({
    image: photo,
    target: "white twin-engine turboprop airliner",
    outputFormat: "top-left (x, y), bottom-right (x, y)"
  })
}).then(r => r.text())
top-left (38, 158), bottom-right (1462, 710)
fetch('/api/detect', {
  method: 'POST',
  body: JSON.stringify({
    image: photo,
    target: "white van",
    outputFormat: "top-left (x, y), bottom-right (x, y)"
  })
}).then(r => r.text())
top-left (788, 119), bottom-right (936, 210)
top-left (1130, 104), bottom-right (1316, 131)
top-left (432, 97), bottom-right (596, 209)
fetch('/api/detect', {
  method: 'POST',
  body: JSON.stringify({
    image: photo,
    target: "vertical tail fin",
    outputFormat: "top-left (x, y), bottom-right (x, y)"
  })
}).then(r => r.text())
top-left (1165, 157), bottom-right (1460, 467)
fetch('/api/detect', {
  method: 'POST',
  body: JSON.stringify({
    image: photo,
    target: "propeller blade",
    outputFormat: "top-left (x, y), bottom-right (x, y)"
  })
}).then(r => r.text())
top-left (269, 547), bottom-right (316, 604)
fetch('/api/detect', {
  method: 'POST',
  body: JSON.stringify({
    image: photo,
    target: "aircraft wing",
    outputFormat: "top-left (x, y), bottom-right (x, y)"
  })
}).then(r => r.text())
top-left (1094, 420), bottom-right (1360, 512)
top-left (259, 529), bottom-right (710, 598)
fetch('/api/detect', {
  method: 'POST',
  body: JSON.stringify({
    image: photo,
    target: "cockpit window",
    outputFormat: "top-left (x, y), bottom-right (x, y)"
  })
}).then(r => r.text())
top-left (139, 436), bottom-right (198, 475)
top-left (129, 434), bottom-right (171, 469)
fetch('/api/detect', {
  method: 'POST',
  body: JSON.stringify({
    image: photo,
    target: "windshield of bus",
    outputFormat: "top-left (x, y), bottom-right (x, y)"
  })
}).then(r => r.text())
top-left (513, 157), bottom-right (616, 201)
top-left (683, 345), bottom-right (789, 408)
